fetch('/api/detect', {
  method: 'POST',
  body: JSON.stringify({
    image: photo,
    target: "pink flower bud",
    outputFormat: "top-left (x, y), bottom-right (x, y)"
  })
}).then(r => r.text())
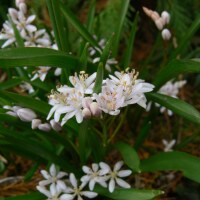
top-left (82, 108), bottom-right (92, 119)
top-left (161, 11), bottom-right (170, 25)
top-left (82, 97), bottom-right (93, 109)
top-left (155, 18), bottom-right (164, 30)
top-left (89, 102), bottom-right (102, 117)
top-left (50, 119), bottom-right (62, 132)
top-left (16, 108), bottom-right (37, 122)
top-left (6, 111), bottom-right (18, 117)
top-left (161, 29), bottom-right (171, 40)
top-left (31, 119), bottom-right (42, 129)
top-left (38, 123), bottom-right (51, 132)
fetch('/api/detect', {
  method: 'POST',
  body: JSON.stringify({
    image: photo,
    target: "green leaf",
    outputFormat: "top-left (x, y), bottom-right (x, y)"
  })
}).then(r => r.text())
top-left (170, 15), bottom-right (200, 59)
top-left (100, 33), bottom-right (114, 67)
top-left (115, 142), bottom-right (140, 173)
top-left (154, 59), bottom-right (200, 89)
top-left (80, 43), bottom-right (89, 70)
top-left (147, 92), bottom-right (200, 125)
top-left (123, 13), bottom-right (138, 68)
top-left (94, 186), bottom-right (163, 200)
top-left (93, 62), bottom-right (104, 94)
top-left (60, 3), bottom-right (99, 48)
top-left (134, 121), bottom-right (151, 151)
top-left (0, 47), bottom-right (79, 68)
top-left (0, 78), bottom-right (22, 90)
top-left (46, 0), bottom-right (68, 51)
top-left (112, 0), bottom-right (130, 56)
top-left (0, 90), bottom-right (50, 115)
top-left (0, 192), bottom-right (43, 200)
top-left (86, 0), bottom-right (96, 33)
top-left (141, 151), bottom-right (200, 183)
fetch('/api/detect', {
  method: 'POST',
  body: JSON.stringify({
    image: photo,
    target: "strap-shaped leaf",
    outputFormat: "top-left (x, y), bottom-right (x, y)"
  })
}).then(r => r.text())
top-left (0, 90), bottom-right (50, 115)
top-left (122, 13), bottom-right (138, 68)
top-left (60, 2), bottom-right (99, 48)
top-left (93, 62), bottom-right (104, 94)
top-left (0, 192), bottom-right (43, 200)
top-left (147, 92), bottom-right (200, 125)
top-left (94, 186), bottom-right (163, 200)
top-left (46, 0), bottom-right (68, 51)
top-left (141, 151), bottom-right (200, 183)
top-left (154, 59), bottom-right (200, 89)
top-left (115, 142), bottom-right (140, 172)
top-left (0, 47), bottom-right (79, 68)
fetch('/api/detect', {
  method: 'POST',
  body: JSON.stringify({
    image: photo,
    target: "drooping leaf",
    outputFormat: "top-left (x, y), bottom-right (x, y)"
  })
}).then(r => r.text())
top-left (147, 92), bottom-right (200, 125)
top-left (141, 151), bottom-right (200, 183)
top-left (0, 47), bottom-right (79, 68)
top-left (154, 59), bottom-right (200, 89)
top-left (115, 142), bottom-right (140, 172)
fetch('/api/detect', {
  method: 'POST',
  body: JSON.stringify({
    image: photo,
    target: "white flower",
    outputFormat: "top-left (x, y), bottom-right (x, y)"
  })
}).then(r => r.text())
top-left (20, 82), bottom-right (35, 94)
top-left (37, 183), bottom-right (62, 200)
top-left (69, 72), bottom-right (97, 94)
top-left (8, 7), bottom-right (37, 34)
top-left (99, 161), bottom-right (132, 193)
top-left (109, 70), bottom-right (155, 109)
top-left (81, 163), bottom-right (108, 190)
top-left (31, 66), bottom-right (51, 82)
top-left (39, 164), bottom-right (68, 192)
top-left (24, 29), bottom-right (51, 47)
top-left (47, 87), bottom-right (85, 125)
top-left (60, 173), bottom-right (98, 200)
top-left (93, 85), bottom-right (125, 115)
top-left (157, 80), bottom-right (186, 115)
top-left (162, 139), bottom-right (176, 152)
top-left (0, 21), bottom-right (16, 48)
top-left (161, 29), bottom-right (171, 41)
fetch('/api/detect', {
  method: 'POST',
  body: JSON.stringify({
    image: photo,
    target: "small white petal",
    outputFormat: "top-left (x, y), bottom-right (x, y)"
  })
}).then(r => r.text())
top-left (117, 170), bottom-right (132, 177)
top-left (116, 178), bottom-right (131, 189)
top-left (114, 161), bottom-right (124, 171)
top-left (69, 173), bottom-right (77, 188)
top-left (109, 179), bottom-right (115, 193)
top-left (81, 191), bottom-right (98, 198)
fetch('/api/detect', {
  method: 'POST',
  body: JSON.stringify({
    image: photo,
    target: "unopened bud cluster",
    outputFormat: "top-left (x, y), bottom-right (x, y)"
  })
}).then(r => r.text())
top-left (3, 105), bottom-right (61, 132)
top-left (143, 7), bottom-right (171, 40)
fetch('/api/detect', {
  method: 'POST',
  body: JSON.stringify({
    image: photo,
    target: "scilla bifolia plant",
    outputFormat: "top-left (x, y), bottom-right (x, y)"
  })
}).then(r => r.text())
top-left (0, 0), bottom-right (200, 199)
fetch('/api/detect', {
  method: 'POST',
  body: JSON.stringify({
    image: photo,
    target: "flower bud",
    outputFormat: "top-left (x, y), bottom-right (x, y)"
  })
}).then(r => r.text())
top-left (161, 29), bottom-right (171, 40)
top-left (89, 102), bottom-right (102, 117)
top-left (155, 18), bottom-right (164, 30)
top-left (82, 108), bottom-right (92, 119)
top-left (16, 108), bottom-right (37, 122)
top-left (161, 11), bottom-right (170, 25)
top-left (31, 119), bottom-right (42, 129)
top-left (12, 106), bottom-right (22, 112)
top-left (38, 123), bottom-right (51, 132)
top-left (15, 0), bottom-right (25, 7)
top-left (19, 3), bottom-right (27, 14)
top-left (6, 111), bottom-right (18, 117)
top-left (50, 119), bottom-right (62, 132)
top-left (82, 97), bottom-right (93, 109)
top-left (8, 8), bottom-right (18, 22)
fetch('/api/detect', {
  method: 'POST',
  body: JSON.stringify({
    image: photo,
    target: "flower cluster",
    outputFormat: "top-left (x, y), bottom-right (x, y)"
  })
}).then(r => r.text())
top-left (89, 36), bottom-right (118, 72)
top-left (3, 105), bottom-right (61, 132)
top-left (0, 0), bottom-right (61, 81)
top-left (37, 161), bottom-right (132, 200)
top-left (143, 7), bottom-right (171, 40)
top-left (147, 80), bottom-right (186, 116)
top-left (47, 70), bottom-right (154, 125)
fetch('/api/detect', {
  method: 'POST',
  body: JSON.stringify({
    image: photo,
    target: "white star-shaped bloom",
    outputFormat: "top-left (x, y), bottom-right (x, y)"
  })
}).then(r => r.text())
top-left (81, 163), bottom-right (108, 190)
top-left (162, 139), bottom-right (176, 152)
top-left (99, 161), bottom-right (132, 193)
top-left (31, 66), bottom-right (51, 82)
top-left (39, 164), bottom-right (68, 192)
top-left (60, 173), bottom-right (98, 200)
